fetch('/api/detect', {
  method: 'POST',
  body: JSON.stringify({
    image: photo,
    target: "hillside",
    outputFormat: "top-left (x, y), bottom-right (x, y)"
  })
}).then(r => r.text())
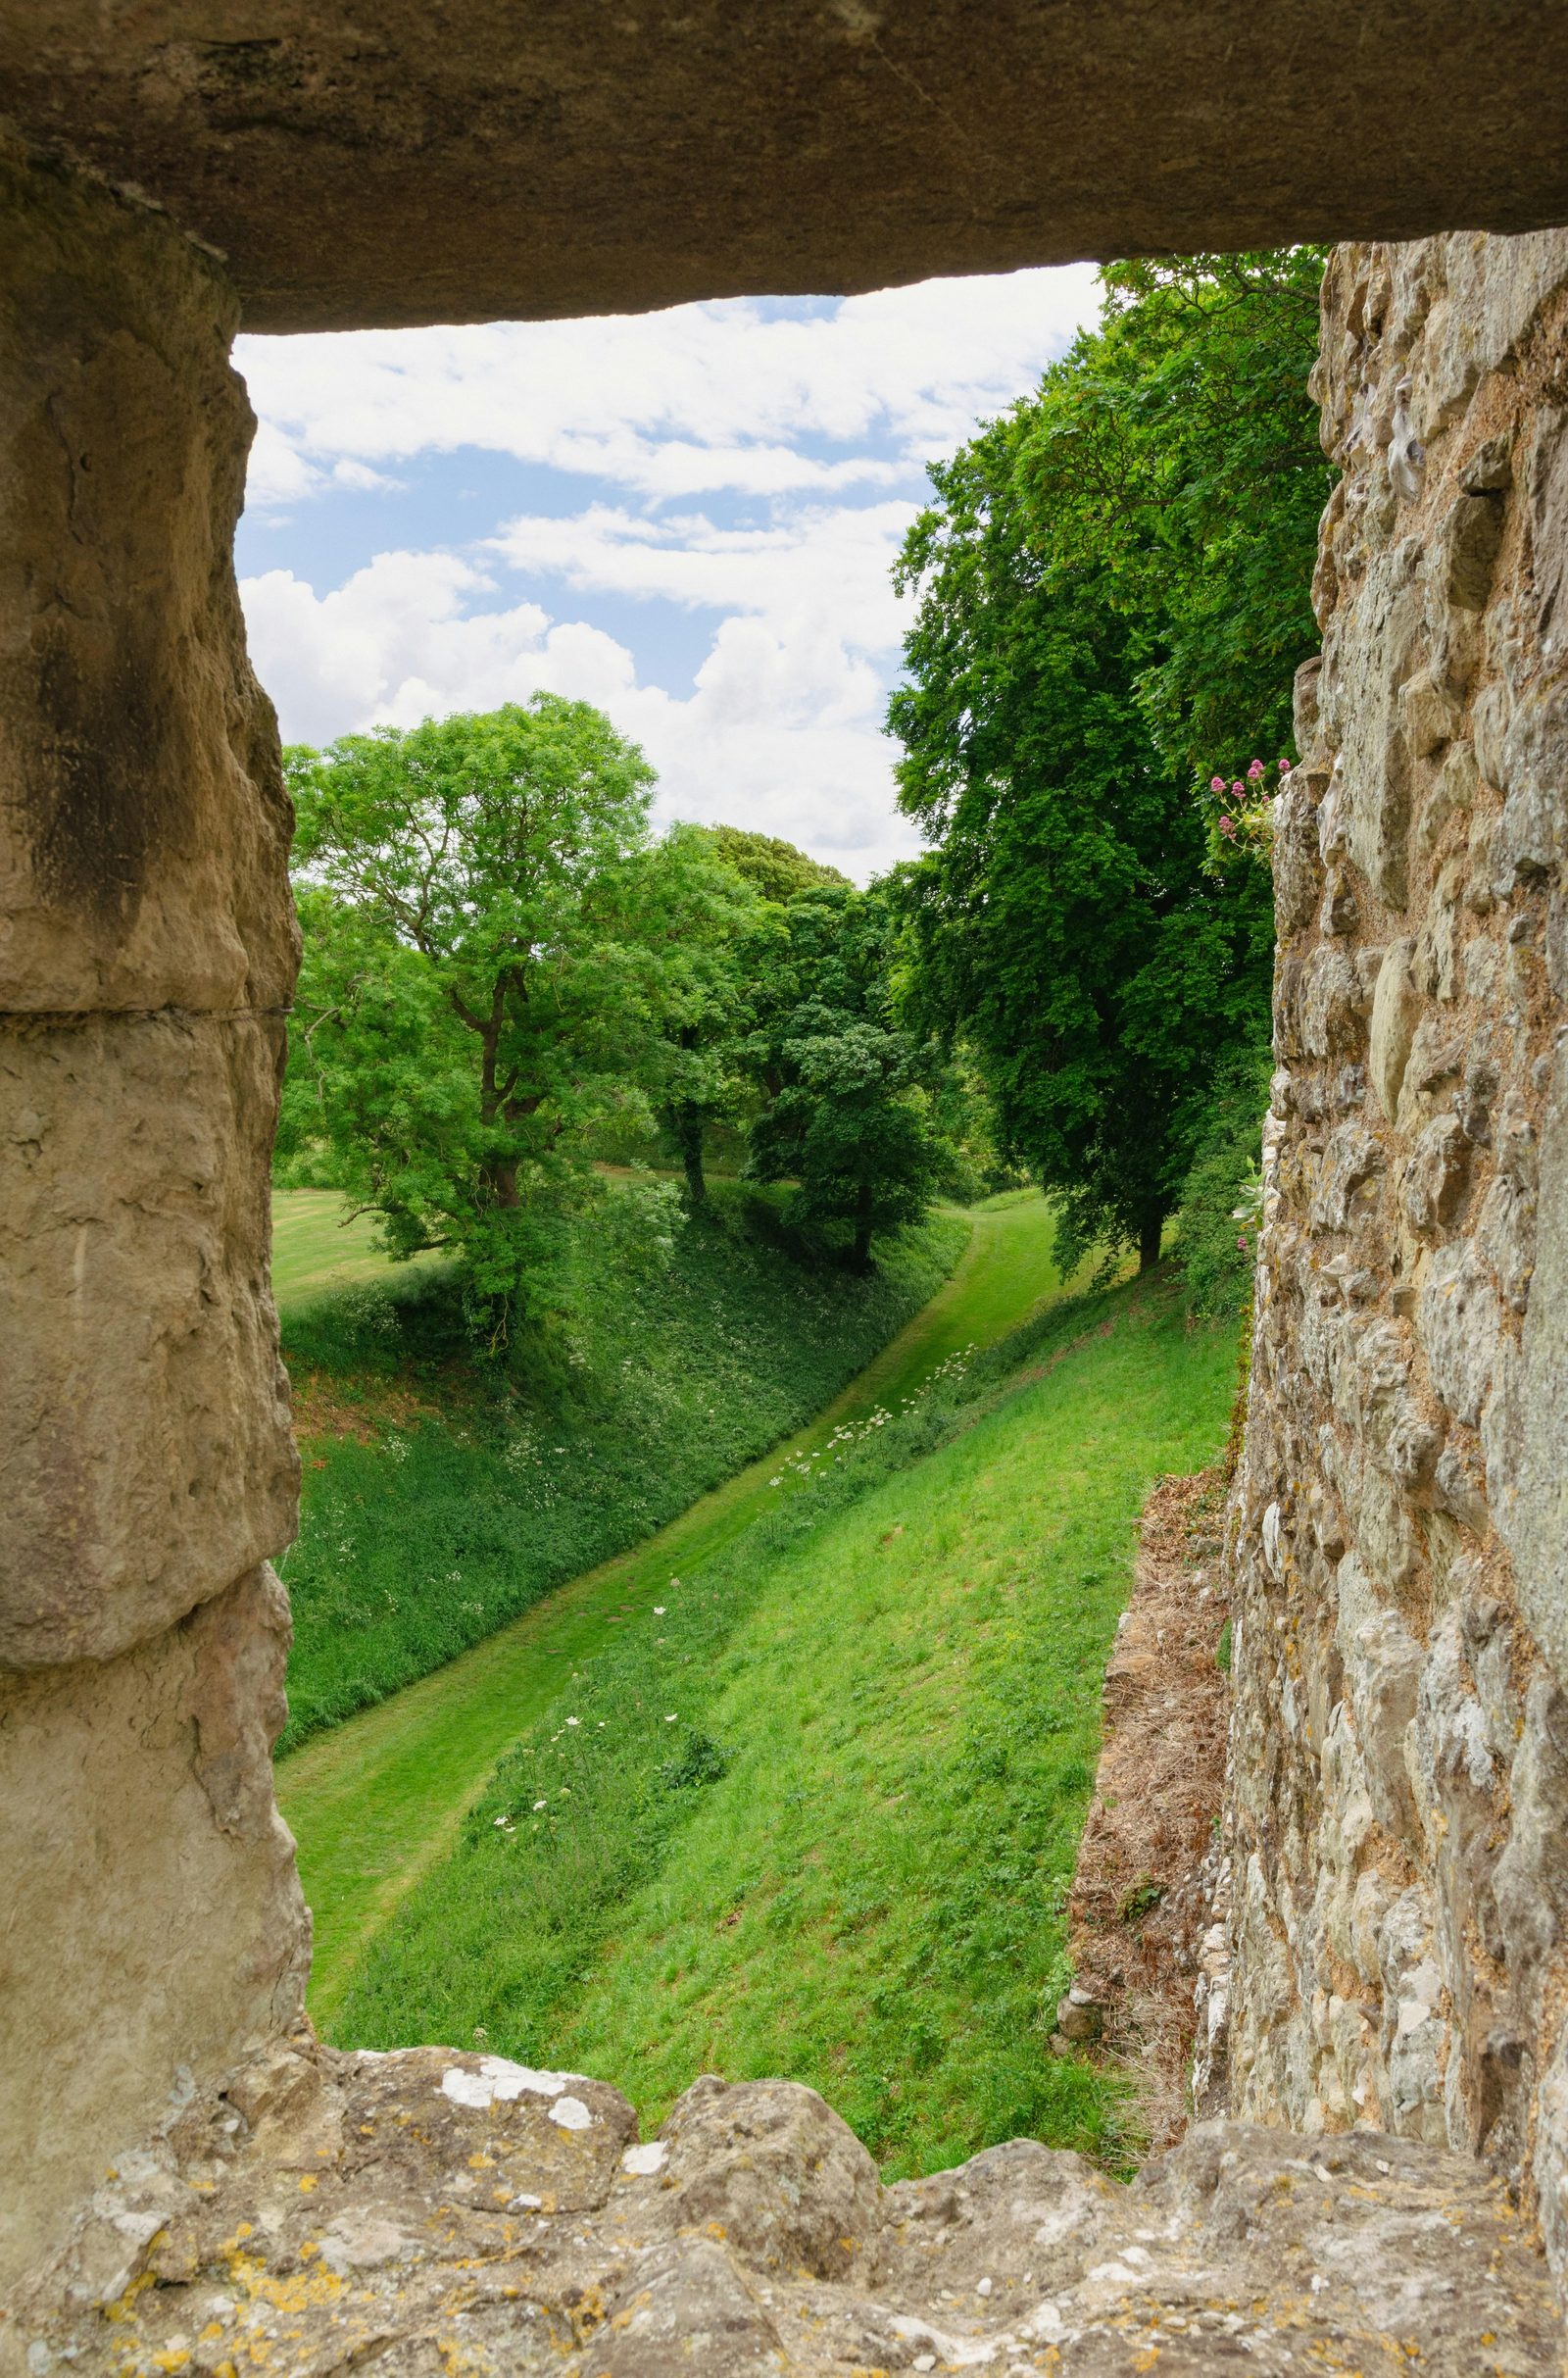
top-left (274, 1181), bottom-right (965, 1752)
top-left (279, 1189), bottom-right (1070, 2022)
top-left (332, 1268), bottom-right (1237, 2174)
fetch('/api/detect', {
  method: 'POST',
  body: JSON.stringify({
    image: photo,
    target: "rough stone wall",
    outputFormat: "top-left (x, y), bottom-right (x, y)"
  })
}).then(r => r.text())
top-left (1225, 223), bottom-right (1568, 2271)
top-left (0, 136), bottom-right (308, 2291)
top-left (10, 2042), bottom-right (1563, 2374)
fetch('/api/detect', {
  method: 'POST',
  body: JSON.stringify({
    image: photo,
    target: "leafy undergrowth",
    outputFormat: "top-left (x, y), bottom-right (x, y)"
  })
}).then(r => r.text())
top-left (276, 1182), bottom-right (965, 1753)
top-left (335, 1270), bottom-right (1236, 2177)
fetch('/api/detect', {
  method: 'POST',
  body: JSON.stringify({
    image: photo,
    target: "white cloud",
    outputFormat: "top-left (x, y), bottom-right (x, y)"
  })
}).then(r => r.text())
top-left (237, 267), bottom-right (1103, 877)
top-left (242, 550), bottom-right (916, 877)
top-left (488, 499), bottom-right (913, 652)
top-left (236, 265), bottom-right (1100, 506)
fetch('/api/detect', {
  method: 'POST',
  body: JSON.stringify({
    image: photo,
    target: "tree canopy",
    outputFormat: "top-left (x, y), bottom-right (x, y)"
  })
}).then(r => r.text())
top-left (888, 250), bottom-right (1325, 1268)
top-left (280, 696), bottom-right (742, 1336)
top-left (703, 824), bottom-right (851, 905)
top-left (744, 884), bottom-right (954, 1268)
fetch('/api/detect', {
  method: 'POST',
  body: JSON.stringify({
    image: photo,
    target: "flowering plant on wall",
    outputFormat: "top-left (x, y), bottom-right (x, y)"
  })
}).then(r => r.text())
top-left (1200, 754), bottom-right (1290, 873)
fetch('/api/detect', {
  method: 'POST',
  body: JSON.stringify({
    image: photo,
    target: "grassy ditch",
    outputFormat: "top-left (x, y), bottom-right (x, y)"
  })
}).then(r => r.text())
top-left (332, 1269), bottom-right (1236, 2177)
top-left (281, 1188), bottom-right (1064, 2024)
top-left (275, 1181), bottom-right (965, 1753)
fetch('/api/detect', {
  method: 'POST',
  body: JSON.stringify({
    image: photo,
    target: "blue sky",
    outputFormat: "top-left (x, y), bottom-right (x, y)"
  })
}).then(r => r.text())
top-left (234, 267), bottom-right (1101, 881)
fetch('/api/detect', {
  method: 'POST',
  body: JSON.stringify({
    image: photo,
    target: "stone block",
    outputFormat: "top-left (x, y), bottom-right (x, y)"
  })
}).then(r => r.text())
top-left (0, 135), bottom-right (297, 1016)
top-left (0, 1566), bottom-right (308, 2291)
top-left (1417, 1239), bottom-right (1505, 1428)
top-left (1494, 1679), bottom-right (1568, 2022)
top-left (0, 1013), bottom-right (298, 1667)
top-left (1369, 937), bottom-right (1421, 1118)
top-left (1413, 737), bottom-right (1477, 866)
top-left (1439, 492), bottom-right (1505, 613)
top-left (1490, 1034), bottom-right (1568, 1690)
top-left (1402, 1114), bottom-right (1470, 1231)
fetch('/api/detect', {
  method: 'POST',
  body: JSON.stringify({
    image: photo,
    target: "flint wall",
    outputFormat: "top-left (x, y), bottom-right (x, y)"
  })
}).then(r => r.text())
top-left (1225, 226), bottom-right (1568, 2269)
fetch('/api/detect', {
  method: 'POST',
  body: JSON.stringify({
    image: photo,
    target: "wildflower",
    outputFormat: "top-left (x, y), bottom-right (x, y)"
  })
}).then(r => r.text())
top-left (654, 1605), bottom-right (666, 1614)
top-left (1278, 755), bottom-right (1291, 773)
top-left (533, 1800), bottom-right (547, 1810)
top-left (1218, 816), bottom-right (1236, 837)
top-left (664, 1713), bottom-right (677, 1723)
top-left (1248, 758), bottom-right (1265, 781)
top-left (565, 1716), bottom-right (579, 1727)
top-left (1209, 774), bottom-right (1225, 792)
top-left (1231, 779), bottom-right (1245, 797)
top-left (493, 1815), bottom-right (508, 1827)
top-left (768, 1477), bottom-right (781, 1487)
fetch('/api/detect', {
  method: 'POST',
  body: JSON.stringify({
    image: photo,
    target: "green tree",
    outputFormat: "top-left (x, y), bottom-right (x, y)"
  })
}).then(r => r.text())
top-left (703, 824), bottom-right (850, 905)
top-left (889, 252), bottom-right (1321, 1270)
top-left (647, 826), bottom-right (760, 1207)
top-left (281, 695), bottom-right (711, 1339)
top-left (744, 885), bottom-right (950, 1267)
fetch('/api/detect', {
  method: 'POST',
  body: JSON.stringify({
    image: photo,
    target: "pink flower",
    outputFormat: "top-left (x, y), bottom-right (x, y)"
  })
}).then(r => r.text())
top-left (1218, 816), bottom-right (1236, 837)
top-left (1278, 756), bottom-right (1290, 774)
top-left (1248, 759), bottom-right (1265, 781)
top-left (1231, 780), bottom-right (1245, 798)
top-left (1236, 1234), bottom-right (1250, 1252)
top-left (1210, 774), bottom-right (1226, 793)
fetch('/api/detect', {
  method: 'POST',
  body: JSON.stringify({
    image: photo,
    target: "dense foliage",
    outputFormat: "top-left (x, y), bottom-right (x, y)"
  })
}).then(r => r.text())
top-left (745, 884), bottom-right (954, 1265)
top-left (278, 1183), bottom-right (963, 1750)
top-left (280, 700), bottom-right (967, 1324)
top-left (1170, 1042), bottom-right (1273, 1316)
top-left (704, 823), bottom-right (850, 904)
top-left (889, 250), bottom-right (1327, 1270)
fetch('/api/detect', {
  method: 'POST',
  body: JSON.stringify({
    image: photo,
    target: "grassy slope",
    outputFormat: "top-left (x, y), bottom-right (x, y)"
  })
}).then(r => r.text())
top-left (281, 1189), bottom-right (1064, 2027)
top-left (275, 1183), bottom-right (964, 1753)
top-left (332, 1272), bottom-right (1235, 2176)
top-left (272, 1188), bottom-right (446, 1311)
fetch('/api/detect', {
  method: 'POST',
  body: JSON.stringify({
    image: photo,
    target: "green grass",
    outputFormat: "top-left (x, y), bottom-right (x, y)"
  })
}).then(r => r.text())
top-left (271, 1188), bottom-right (448, 1313)
top-left (275, 1181), bottom-right (965, 1755)
top-left (280, 1188), bottom-right (1067, 2025)
top-left (331, 1268), bottom-right (1235, 2176)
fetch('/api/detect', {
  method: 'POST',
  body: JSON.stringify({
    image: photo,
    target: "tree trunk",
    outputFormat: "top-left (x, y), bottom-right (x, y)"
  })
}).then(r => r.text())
top-left (671, 1104), bottom-right (707, 1205)
top-left (1138, 1211), bottom-right (1164, 1272)
top-left (853, 1180), bottom-right (874, 1269)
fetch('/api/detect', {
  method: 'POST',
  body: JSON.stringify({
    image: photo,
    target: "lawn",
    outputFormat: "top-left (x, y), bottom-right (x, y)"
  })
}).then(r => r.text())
top-left (271, 1187), bottom-right (446, 1315)
top-left (280, 1186), bottom-right (1068, 2024)
top-left (331, 1268), bottom-right (1237, 2176)
top-left (274, 1180), bottom-right (967, 1752)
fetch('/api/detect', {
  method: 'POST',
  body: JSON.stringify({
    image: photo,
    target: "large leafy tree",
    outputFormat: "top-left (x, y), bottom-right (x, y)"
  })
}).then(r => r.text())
top-left (645, 825), bottom-right (760, 1207)
top-left (650, 827), bottom-right (857, 1205)
top-left (744, 884), bottom-right (950, 1267)
top-left (889, 251), bottom-right (1324, 1269)
top-left (281, 695), bottom-right (724, 1335)
top-left (704, 824), bottom-right (850, 906)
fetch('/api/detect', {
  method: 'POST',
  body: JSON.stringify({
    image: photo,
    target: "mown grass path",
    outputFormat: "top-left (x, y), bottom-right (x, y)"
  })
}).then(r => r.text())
top-left (279, 1191), bottom-right (1067, 2029)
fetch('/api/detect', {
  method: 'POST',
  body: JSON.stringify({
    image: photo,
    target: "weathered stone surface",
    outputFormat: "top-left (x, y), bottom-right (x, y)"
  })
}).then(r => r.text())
top-left (1224, 220), bottom-right (1568, 2289)
top-left (1491, 1031), bottom-right (1568, 1685)
top-left (0, 142), bottom-right (304, 2301)
top-left (8, 2049), bottom-right (1560, 2375)
top-left (0, 131), bottom-right (297, 1016)
top-left (4, 7), bottom-right (1568, 334)
top-left (0, 1570), bottom-right (309, 2294)
top-left (0, 1015), bottom-right (298, 1666)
